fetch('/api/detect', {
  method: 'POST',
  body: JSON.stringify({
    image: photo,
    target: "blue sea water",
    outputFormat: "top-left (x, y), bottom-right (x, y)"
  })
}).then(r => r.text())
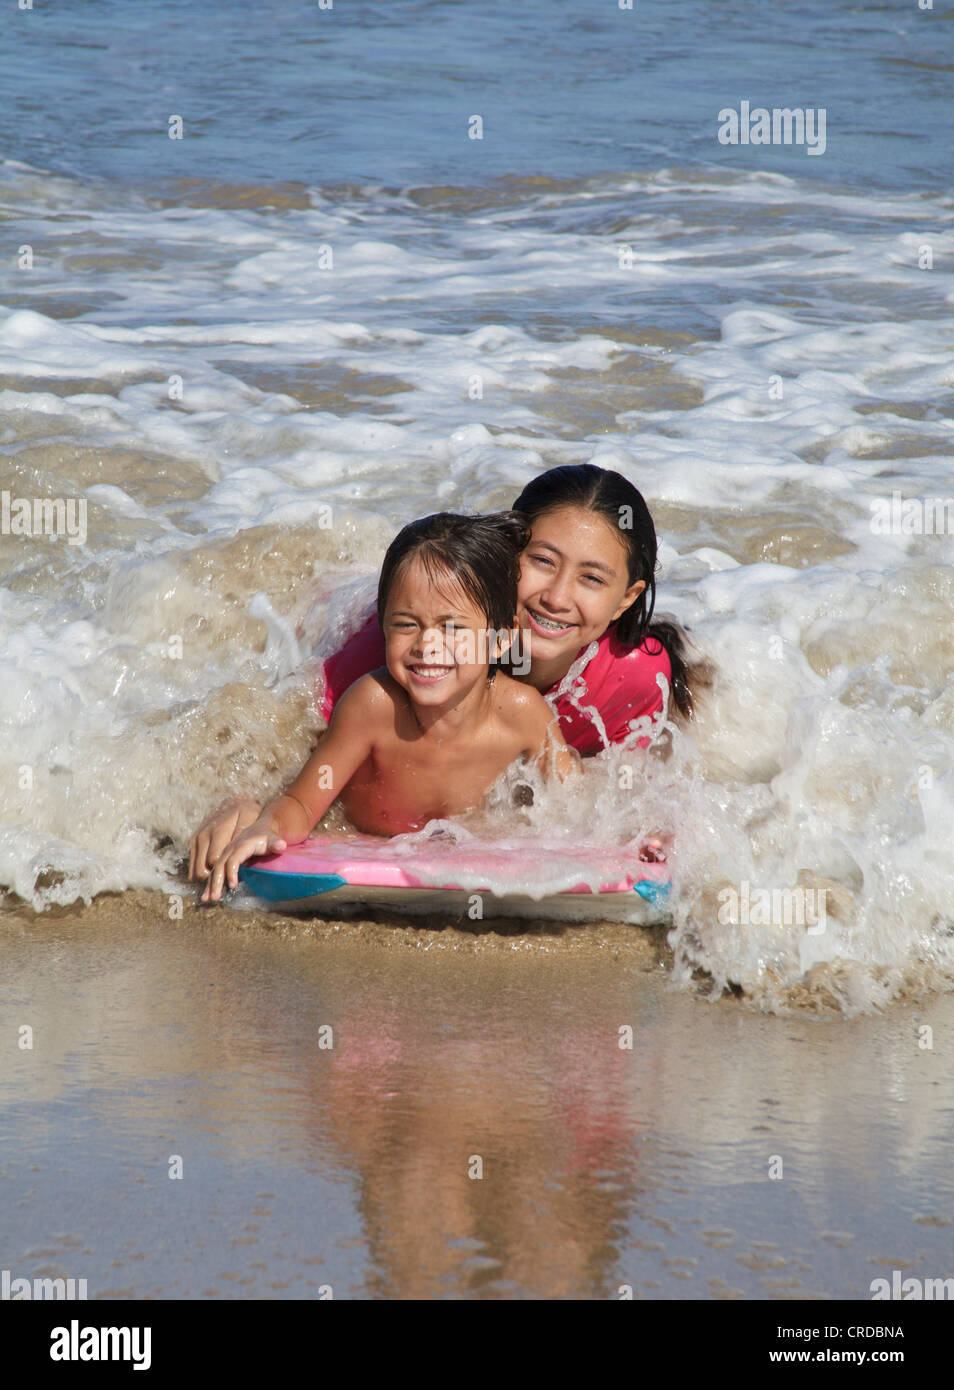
top-left (3, 0), bottom-right (951, 193)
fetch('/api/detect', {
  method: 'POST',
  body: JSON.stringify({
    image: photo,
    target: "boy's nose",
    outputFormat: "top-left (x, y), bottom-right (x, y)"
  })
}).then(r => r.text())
top-left (420, 626), bottom-right (445, 657)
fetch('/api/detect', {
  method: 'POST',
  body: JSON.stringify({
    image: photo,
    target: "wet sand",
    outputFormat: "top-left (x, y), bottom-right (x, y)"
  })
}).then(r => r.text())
top-left (2, 890), bottom-right (952, 1301)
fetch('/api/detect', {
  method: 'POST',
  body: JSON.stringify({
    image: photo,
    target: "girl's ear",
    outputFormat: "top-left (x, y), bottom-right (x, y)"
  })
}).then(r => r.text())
top-left (611, 579), bottom-right (645, 623)
top-left (490, 625), bottom-right (514, 662)
top-left (498, 622), bottom-right (519, 659)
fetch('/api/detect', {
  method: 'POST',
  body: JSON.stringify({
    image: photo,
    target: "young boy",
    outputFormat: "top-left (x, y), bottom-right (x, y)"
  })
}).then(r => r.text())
top-left (202, 512), bottom-right (575, 902)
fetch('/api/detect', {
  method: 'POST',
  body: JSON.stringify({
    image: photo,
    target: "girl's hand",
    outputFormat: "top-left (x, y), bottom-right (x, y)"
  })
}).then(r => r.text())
top-left (189, 797), bottom-right (262, 881)
top-left (201, 827), bottom-right (287, 904)
top-left (638, 835), bottom-right (669, 864)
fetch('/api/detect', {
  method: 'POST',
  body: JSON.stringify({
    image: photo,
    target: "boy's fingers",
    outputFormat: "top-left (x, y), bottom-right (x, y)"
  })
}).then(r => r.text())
top-left (187, 825), bottom-right (206, 880)
top-left (199, 827), bottom-right (275, 902)
top-left (204, 821), bottom-right (239, 877)
top-left (195, 831), bottom-right (213, 879)
top-left (209, 821), bottom-right (236, 863)
top-left (201, 865), bottom-right (216, 902)
top-left (194, 829), bottom-right (217, 880)
top-left (228, 838), bottom-right (262, 889)
top-left (190, 803), bottom-right (264, 884)
top-left (212, 860), bottom-right (228, 899)
top-left (190, 809), bottom-right (241, 880)
top-left (205, 852), bottom-right (231, 903)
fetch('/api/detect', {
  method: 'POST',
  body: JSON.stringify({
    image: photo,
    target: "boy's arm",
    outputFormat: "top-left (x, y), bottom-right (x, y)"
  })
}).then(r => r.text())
top-left (202, 675), bottom-right (385, 902)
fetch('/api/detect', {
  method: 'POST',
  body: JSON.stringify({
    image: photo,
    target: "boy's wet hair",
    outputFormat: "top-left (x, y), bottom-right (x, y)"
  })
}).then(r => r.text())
top-left (377, 511), bottom-right (530, 651)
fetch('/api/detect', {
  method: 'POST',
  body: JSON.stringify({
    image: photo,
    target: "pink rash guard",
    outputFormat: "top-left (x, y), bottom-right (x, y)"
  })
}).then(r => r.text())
top-left (320, 614), bottom-right (670, 754)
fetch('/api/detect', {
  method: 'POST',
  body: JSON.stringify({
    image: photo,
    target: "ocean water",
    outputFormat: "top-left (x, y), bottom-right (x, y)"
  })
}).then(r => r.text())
top-left (1, 0), bottom-right (953, 1014)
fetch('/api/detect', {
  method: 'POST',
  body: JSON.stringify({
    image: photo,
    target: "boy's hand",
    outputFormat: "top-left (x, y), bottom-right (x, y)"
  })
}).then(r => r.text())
top-left (189, 797), bottom-right (262, 880)
top-left (201, 826), bottom-right (287, 904)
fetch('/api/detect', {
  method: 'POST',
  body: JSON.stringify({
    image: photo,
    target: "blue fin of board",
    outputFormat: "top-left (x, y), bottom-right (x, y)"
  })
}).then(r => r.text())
top-left (239, 865), bottom-right (348, 902)
top-left (634, 878), bottom-right (671, 905)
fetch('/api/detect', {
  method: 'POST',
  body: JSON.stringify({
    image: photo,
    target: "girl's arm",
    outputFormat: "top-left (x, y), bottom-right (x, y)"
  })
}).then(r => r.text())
top-left (514, 685), bottom-right (578, 781)
top-left (201, 676), bottom-right (384, 902)
top-left (537, 716), bottom-right (579, 781)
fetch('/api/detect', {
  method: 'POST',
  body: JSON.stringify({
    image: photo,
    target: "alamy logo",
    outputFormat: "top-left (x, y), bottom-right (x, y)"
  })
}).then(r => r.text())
top-left (49, 1320), bottom-right (151, 1371)
top-left (415, 625), bottom-right (531, 678)
top-left (718, 101), bottom-right (827, 156)
top-left (870, 1271), bottom-right (954, 1300)
top-left (718, 882), bottom-right (827, 935)
top-left (1, 490), bottom-right (87, 546)
top-left (1, 1268), bottom-right (87, 1299)
top-left (870, 491), bottom-right (954, 536)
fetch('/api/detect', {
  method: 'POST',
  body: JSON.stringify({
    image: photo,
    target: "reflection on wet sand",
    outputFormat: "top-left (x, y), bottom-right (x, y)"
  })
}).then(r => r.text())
top-left (2, 891), bottom-right (952, 1299)
top-left (315, 983), bottom-right (653, 1298)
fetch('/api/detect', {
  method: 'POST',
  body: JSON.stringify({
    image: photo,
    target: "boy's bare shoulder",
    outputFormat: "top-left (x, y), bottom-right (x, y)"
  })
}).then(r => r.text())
top-left (492, 675), bottom-right (557, 730)
top-left (331, 668), bottom-right (402, 725)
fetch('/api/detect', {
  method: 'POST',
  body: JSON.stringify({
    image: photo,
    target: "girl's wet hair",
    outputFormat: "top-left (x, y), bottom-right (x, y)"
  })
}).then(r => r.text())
top-left (377, 512), bottom-right (529, 665)
top-left (511, 464), bottom-right (710, 719)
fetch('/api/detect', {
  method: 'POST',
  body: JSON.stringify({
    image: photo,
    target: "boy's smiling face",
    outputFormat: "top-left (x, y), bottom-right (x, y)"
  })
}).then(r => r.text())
top-left (383, 555), bottom-right (499, 709)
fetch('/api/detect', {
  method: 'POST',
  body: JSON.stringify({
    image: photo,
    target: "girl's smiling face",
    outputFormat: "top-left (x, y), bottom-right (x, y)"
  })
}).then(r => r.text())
top-left (516, 505), bottom-right (645, 678)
